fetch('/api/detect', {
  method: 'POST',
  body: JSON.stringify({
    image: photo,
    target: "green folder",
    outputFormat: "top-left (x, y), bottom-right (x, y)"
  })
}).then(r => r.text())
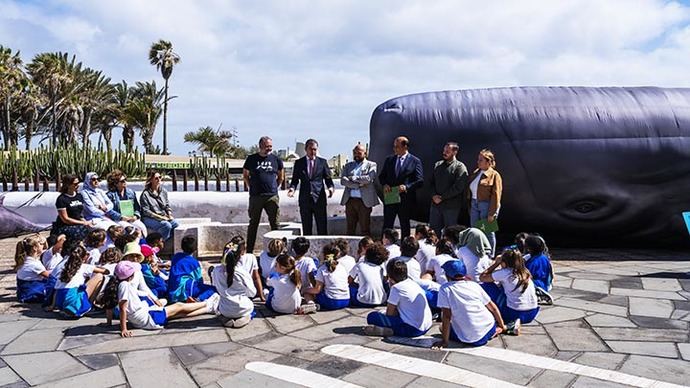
top-left (475, 219), bottom-right (499, 233)
top-left (384, 186), bottom-right (401, 205)
top-left (119, 200), bottom-right (135, 218)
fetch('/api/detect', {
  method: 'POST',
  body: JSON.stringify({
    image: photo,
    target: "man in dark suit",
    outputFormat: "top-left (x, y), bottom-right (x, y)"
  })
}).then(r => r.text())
top-left (288, 139), bottom-right (334, 235)
top-left (378, 136), bottom-right (424, 238)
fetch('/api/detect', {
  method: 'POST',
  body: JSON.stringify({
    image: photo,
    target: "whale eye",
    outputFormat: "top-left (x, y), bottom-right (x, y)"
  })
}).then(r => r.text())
top-left (573, 200), bottom-right (602, 214)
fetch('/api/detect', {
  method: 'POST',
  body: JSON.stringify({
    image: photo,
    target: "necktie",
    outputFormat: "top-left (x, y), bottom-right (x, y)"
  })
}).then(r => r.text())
top-left (309, 158), bottom-right (315, 178)
top-left (395, 156), bottom-right (403, 176)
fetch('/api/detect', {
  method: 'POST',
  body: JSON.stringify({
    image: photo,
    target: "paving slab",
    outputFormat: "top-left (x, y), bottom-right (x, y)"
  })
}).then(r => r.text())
top-left (120, 348), bottom-right (197, 387)
top-left (584, 314), bottom-right (636, 328)
top-left (535, 307), bottom-right (588, 324)
top-left (290, 316), bottom-right (364, 342)
top-left (249, 334), bottom-right (324, 361)
top-left (573, 352), bottom-right (626, 370)
top-left (628, 297), bottom-right (673, 318)
top-left (1, 327), bottom-right (64, 355)
top-left (304, 354), bottom-right (365, 378)
top-left (76, 353), bottom-right (120, 370)
top-left (641, 278), bottom-right (682, 291)
top-left (225, 318), bottom-right (273, 342)
top-left (606, 341), bottom-right (678, 358)
top-left (68, 328), bottom-right (229, 356)
top-left (264, 314), bottom-right (315, 334)
top-left (2, 351), bottom-right (90, 386)
top-left (556, 298), bottom-right (628, 316)
top-left (0, 367), bottom-right (22, 386)
top-left (670, 309), bottom-right (690, 321)
top-left (610, 288), bottom-right (685, 301)
top-left (0, 321), bottom-right (35, 346)
top-left (571, 376), bottom-right (631, 388)
top-left (308, 308), bottom-right (352, 324)
top-left (596, 295), bottom-right (629, 307)
top-left (527, 369), bottom-right (576, 388)
top-left (186, 346), bottom-right (280, 386)
top-left (34, 365), bottom-right (126, 388)
top-left (619, 355), bottom-right (690, 386)
top-left (544, 325), bottom-right (608, 352)
top-left (679, 343), bottom-right (690, 361)
top-left (503, 334), bottom-right (558, 357)
top-left (628, 315), bottom-right (688, 329)
top-left (445, 351), bottom-right (543, 385)
top-left (609, 278), bottom-right (643, 290)
top-left (341, 364), bottom-right (418, 388)
top-left (592, 327), bottom-right (688, 342)
top-left (572, 279), bottom-right (610, 295)
top-left (406, 376), bottom-right (472, 388)
top-left (217, 370), bottom-right (303, 388)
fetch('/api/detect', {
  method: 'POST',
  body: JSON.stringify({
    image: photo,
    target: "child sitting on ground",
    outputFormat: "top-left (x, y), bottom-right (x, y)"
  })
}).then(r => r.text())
top-left (121, 242), bottom-right (166, 308)
top-left (304, 243), bottom-right (351, 311)
top-left (334, 238), bottom-right (356, 274)
top-left (84, 228), bottom-right (107, 265)
top-left (113, 261), bottom-right (211, 337)
top-left (168, 236), bottom-right (216, 303)
top-left (523, 234), bottom-right (554, 305)
top-left (142, 232), bottom-right (170, 278)
top-left (422, 239), bottom-right (456, 286)
top-left (443, 225), bottom-right (492, 282)
top-left (364, 259), bottom-right (432, 337)
top-left (140, 244), bottom-right (168, 298)
top-left (356, 236), bottom-right (374, 262)
top-left (382, 228), bottom-right (401, 259)
top-left (292, 237), bottom-right (317, 294)
top-left (432, 260), bottom-right (505, 349)
top-left (349, 242), bottom-right (388, 307)
top-left (389, 236), bottom-right (422, 281)
top-left (266, 254), bottom-right (314, 314)
top-left (226, 236), bottom-right (265, 302)
top-left (479, 249), bottom-right (540, 335)
top-left (105, 225), bottom-right (124, 251)
top-left (54, 245), bottom-right (109, 317)
top-left (414, 225), bottom-right (438, 273)
top-left (209, 240), bottom-right (256, 328)
top-left (259, 238), bottom-right (286, 283)
top-left (41, 234), bottom-right (65, 271)
top-left (15, 235), bottom-right (51, 303)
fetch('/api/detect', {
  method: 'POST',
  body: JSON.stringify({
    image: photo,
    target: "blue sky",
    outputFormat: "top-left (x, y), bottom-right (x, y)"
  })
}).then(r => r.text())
top-left (2, 0), bottom-right (690, 157)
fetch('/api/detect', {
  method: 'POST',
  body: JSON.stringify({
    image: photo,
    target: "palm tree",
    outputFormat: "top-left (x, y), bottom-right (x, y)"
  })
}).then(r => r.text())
top-left (148, 39), bottom-right (180, 155)
top-left (0, 45), bottom-right (26, 150)
top-left (16, 83), bottom-right (44, 150)
top-left (113, 81), bottom-right (135, 152)
top-left (184, 125), bottom-right (234, 157)
top-left (129, 81), bottom-right (164, 154)
top-left (76, 68), bottom-right (114, 147)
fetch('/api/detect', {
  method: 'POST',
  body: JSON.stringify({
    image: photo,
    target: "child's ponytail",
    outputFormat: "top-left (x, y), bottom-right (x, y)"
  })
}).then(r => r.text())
top-left (322, 243), bottom-right (341, 273)
top-left (276, 254), bottom-right (301, 289)
top-left (14, 235), bottom-right (45, 271)
top-left (14, 240), bottom-right (27, 271)
top-left (222, 236), bottom-right (245, 287)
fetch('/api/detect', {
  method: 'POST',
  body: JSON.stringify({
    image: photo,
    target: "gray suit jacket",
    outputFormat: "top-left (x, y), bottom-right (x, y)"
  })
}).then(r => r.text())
top-left (340, 159), bottom-right (380, 208)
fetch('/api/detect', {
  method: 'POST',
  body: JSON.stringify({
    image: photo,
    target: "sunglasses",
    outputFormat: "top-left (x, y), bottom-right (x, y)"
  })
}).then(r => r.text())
top-left (91, 177), bottom-right (99, 181)
top-left (154, 176), bottom-right (162, 180)
top-left (120, 177), bottom-right (127, 182)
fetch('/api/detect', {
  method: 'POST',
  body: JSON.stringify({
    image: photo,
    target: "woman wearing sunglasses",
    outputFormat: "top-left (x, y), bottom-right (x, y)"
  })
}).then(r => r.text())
top-left (140, 170), bottom-right (179, 241)
top-left (81, 172), bottom-right (135, 232)
top-left (105, 169), bottom-right (147, 237)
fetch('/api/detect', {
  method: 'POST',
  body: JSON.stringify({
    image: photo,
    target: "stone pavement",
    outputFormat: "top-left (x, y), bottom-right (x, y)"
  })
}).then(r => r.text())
top-left (0, 235), bottom-right (689, 387)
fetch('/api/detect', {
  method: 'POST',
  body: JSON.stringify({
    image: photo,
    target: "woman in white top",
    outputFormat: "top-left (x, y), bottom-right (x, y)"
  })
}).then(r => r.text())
top-left (479, 249), bottom-right (539, 335)
top-left (209, 241), bottom-right (256, 328)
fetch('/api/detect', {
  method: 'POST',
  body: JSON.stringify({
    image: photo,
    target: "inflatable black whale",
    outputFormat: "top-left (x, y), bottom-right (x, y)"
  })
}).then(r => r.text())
top-left (369, 87), bottom-right (690, 247)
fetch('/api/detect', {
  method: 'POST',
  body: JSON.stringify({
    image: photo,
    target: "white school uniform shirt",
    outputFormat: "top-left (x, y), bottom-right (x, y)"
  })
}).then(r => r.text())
top-left (131, 270), bottom-right (157, 300)
top-left (385, 244), bottom-right (401, 260)
top-left (295, 256), bottom-right (317, 293)
top-left (41, 249), bottom-right (62, 271)
top-left (118, 280), bottom-right (162, 330)
top-left (259, 251), bottom-right (277, 280)
top-left (456, 246), bottom-right (491, 282)
top-left (17, 256), bottom-right (47, 281)
top-left (426, 254), bottom-right (455, 285)
top-left (86, 247), bottom-right (102, 266)
top-left (388, 278), bottom-right (432, 332)
top-left (50, 256), bottom-right (69, 281)
top-left (388, 256), bottom-right (421, 282)
top-left (267, 273), bottom-right (301, 314)
top-left (314, 263), bottom-right (350, 300)
top-left (238, 253), bottom-right (259, 274)
top-left (491, 268), bottom-right (538, 311)
top-left (54, 264), bottom-right (95, 289)
top-left (212, 264), bottom-right (255, 319)
top-left (349, 261), bottom-right (387, 305)
top-left (437, 280), bottom-right (495, 343)
top-left (415, 239), bottom-right (436, 273)
top-left (338, 255), bottom-right (357, 274)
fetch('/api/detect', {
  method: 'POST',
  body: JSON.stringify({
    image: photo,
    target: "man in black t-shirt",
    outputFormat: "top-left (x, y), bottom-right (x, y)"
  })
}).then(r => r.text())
top-left (242, 136), bottom-right (284, 252)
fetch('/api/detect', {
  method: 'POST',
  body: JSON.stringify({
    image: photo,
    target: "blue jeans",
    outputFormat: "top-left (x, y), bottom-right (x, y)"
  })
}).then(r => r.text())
top-left (142, 218), bottom-right (179, 241)
top-left (481, 282), bottom-right (539, 324)
top-left (470, 199), bottom-right (496, 256)
top-left (366, 311), bottom-right (429, 337)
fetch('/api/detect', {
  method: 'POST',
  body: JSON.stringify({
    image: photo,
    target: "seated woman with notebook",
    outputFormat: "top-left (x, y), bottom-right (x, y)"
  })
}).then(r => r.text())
top-left (106, 169), bottom-right (147, 237)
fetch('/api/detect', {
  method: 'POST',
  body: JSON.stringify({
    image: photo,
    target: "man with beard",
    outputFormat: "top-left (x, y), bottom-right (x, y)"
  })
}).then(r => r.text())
top-left (429, 142), bottom-right (468, 235)
top-left (340, 144), bottom-right (380, 236)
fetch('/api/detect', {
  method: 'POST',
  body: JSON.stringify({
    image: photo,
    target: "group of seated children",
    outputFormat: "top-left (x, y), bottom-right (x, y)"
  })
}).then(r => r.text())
top-left (14, 223), bottom-right (553, 347)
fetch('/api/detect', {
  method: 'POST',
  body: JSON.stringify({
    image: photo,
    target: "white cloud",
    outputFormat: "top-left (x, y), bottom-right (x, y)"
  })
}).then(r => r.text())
top-left (2, 0), bottom-right (690, 156)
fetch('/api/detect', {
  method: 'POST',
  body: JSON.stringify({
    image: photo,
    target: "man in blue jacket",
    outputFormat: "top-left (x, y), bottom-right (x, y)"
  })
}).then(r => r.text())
top-left (288, 139), bottom-right (334, 235)
top-left (378, 136), bottom-right (424, 238)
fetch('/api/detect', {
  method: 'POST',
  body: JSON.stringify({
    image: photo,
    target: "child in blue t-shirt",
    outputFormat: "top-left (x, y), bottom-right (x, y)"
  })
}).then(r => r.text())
top-left (167, 236), bottom-right (216, 303)
top-left (524, 235), bottom-right (553, 305)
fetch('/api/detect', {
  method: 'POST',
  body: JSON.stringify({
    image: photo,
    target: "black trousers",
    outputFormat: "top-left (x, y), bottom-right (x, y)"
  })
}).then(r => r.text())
top-left (300, 195), bottom-right (328, 235)
top-left (383, 200), bottom-right (412, 238)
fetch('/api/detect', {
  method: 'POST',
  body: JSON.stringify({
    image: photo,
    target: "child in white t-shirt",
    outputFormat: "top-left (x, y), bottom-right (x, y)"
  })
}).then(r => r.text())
top-left (84, 228), bottom-right (107, 265)
top-left (479, 249), bottom-right (539, 335)
top-left (209, 242), bottom-right (256, 328)
top-left (113, 261), bottom-right (211, 337)
top-left (292, 237), bottom-right (317, 294)
top-left (14, 235), bottom-right (51, 303)
top-left (382, 228), bottom-right (401, 259)
top-left (432, 260), bottom-right (505, 349)
top-left (388, 236), bottom-right (422, 282)
top-left (41, 234), bottom-right (66, 271)
top-left (414, 225), bottom-right (437, 273)
top-left (334, 238), bottom-right (356, 274)
top-left (222, 236), bottom-right (265, 302)
top-left (356, 236), bottom-right (375, 263)
top-left (349, 242), bottom-right (388, 307)
top-left (266, 254), bottom-right (313, 314)
top-left (54, 245), bottom-right (109, 317)
top-left (422, 239), bottom-right (456, 286)
top-left (364, 259), bottom-right (432, 337)
top-left (304, 243), bottom-right (350, 310)
top-left (259, 238), bottom-right (286, 283)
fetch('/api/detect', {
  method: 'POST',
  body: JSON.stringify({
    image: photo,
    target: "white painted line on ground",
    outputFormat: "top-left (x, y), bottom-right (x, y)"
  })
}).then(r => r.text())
top-left (386, 336), bottom-right (686, 388)
top-left (322, 344), bottom-right (521, 388)
top-left (245, 361), bottom-right (364, 388)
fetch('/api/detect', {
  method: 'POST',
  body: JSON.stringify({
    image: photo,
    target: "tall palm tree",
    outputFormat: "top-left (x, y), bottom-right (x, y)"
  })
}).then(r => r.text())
top-left (0, 45), bottom-right (26, 150)
top-left (113, 81), bottom-right (136, 152)
top-left (183, 125), bottom-right (234, 157)
top-left (129, 81), bottom-right (164, 154)
top-left (148, 39), bottom-right (180, 155)
top-left (16, 83), bottom-right (44, 150)
top-left (76, 68), bottom-right (114, 147)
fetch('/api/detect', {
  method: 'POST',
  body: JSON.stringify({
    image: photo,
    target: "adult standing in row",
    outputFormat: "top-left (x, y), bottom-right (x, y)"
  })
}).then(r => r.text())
top-left (140, 170), bottom-right (178, 241)
top-left (379, 136), bottom-right (423, 238)
top-left (288, 139), bottom-right (334, 235)
top-left (340, 144), bottom-right (379, 236)
top-left (243, 136), bottom-right (284, 253)
top-left (468, 149), bottom-right (502, 256)
top-left (429, 142), bottom-right (468, 236)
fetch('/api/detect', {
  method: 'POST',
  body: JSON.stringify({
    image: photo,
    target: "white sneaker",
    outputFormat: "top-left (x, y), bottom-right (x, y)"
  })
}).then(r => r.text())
top-left (205, 293), bottom-right (220, 314)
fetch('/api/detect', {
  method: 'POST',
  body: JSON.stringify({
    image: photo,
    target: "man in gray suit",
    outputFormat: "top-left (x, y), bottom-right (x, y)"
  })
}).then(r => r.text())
top-left (340, 144), bottom-right (379, 236)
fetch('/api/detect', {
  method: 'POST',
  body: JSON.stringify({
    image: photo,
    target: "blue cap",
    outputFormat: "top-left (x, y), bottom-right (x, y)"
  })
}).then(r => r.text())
top-left (442, 259), bottom-right (467, 279)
